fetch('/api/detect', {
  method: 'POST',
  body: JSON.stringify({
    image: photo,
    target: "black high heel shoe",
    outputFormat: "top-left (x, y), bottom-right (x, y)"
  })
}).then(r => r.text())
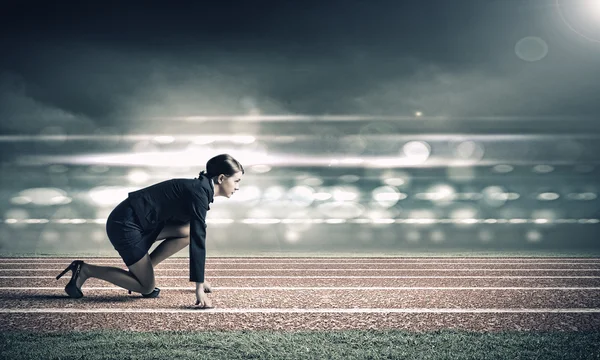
top-left (56, 260), bottom-right (84, 299)
top-left (128, 287), bottom-right (160, 298)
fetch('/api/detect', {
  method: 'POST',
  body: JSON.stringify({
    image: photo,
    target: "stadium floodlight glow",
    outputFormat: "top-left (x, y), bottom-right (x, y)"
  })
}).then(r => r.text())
top-left (317, 201), bottom-right (365, 219)
top-left (89, 186), bottom-right (137, 207)
top-left (24, 219), bottom-right (49, 224)
top-left (10, 196), bottom-right (31, 205)
top-left (509, 218), bottom-right (528, 224)
top-left (263, 186), bottom-right (286, 202)
top-left (251, 164), bottom-right (272, 173)
top-left (153, 136), bottom-right (175, 144)
top-left (301, 177), bottom-right (324, 187)
top-left (372, 186), bottom-right (404, 208)
top-left (537, 192), bottom-right (560, 201)
top-left (287, 186), bottom-right (315, 207)
top-left (533, 164), bottom-right (554, 174)
top-left (192, 136), bottom-right (215, 145)
top-left (492, 165), bottom-right (514, 173)
top-left (243, 218), bottom-right (281, 225)
top-left (401, 141), bottom-right (431, 164)
top-left (325, 218), bottom-right (346, 224)
top-left (581, 0), bottom-right (600, 19)
top-left (332, 186), bottom-right (359, 202)
top-left (228, 185), bottom-right (261, 204)
top-left (231, 135), bottom-right (256, 144)
top-left (371, 218), bottom-right (395, 224)
top-left (127, 169), bottom-right (150, 185)
top-left (13, 188), bottom-right (71, 206)
top-left (419, 184), bottom-right (455, 202)
top-left (339, 158), bottom-right (364, 165)
top-left (567, 192), bottom-right (598, 200)
top-left (313, 192), bottom-right (333, 201)
top-left (556, 0), bottom-right (600, 42)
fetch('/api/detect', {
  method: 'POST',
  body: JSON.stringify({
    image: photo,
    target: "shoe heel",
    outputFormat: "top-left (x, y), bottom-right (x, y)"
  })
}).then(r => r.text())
top-left (61, 260), bottom-right (84, 298)
top-left (56, 262), bottom-right (74, 280)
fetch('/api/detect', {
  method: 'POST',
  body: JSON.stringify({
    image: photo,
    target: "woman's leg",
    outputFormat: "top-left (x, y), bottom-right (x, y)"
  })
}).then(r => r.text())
top-left (75, 223), bottom-right (188, 293)
top-left (77, 254), bottom-right (156, 294)
top-left (149, 222), bottom-right (190, 267)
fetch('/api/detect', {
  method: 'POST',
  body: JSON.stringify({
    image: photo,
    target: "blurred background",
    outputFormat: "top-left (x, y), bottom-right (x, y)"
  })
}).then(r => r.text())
top-left (0, 0), bottom-right (599, 255)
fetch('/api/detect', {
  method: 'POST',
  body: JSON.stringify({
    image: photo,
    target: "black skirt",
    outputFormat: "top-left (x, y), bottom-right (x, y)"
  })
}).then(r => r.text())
top-left (105, 198), bottom-right (164, 266)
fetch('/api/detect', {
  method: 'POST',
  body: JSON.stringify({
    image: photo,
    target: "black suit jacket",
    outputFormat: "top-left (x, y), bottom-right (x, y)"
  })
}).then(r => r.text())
top-left (127, 174), bottom-right (214, 283)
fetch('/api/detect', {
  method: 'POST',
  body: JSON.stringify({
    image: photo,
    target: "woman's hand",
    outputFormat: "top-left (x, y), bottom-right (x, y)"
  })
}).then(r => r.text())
top-left (195, 282), bottom-right (213, 308)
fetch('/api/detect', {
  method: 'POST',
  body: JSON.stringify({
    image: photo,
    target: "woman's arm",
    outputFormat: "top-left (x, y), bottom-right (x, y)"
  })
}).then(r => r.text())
top-left (189, 190), bottom-right (209, 283)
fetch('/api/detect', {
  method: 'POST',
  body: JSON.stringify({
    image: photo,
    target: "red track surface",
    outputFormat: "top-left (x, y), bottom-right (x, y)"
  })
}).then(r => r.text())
top-left (1, 257), bottom-right (599, 332)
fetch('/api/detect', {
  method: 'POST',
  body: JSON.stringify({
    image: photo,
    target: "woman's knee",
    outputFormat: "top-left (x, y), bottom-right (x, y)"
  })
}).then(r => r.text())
top-left (128, 255), bottom-right (156, 293)
top-left (139, 279), bottom-right (156, 294)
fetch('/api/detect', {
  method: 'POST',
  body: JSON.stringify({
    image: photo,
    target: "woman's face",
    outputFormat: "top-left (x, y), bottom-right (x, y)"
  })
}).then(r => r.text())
top-left (216, 171), bottom-right (243, 198)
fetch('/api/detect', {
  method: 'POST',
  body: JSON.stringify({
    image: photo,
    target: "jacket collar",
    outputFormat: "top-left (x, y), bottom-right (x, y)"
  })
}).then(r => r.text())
top-left (208, 177), bottom-right (215, 203)
top-left (197, 173), bottom-right (215, 204)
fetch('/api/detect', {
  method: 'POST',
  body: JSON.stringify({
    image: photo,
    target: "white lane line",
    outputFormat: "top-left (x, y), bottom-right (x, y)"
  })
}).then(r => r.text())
top-left (2, 268), bottom-right (600, 272)
top-left (1, 308), bottom-right (599, 314)
top-left (3, 275), bottom-right (600, 279)
top-left (0, 257), bottom-right (600, 265)
top-left (2, 258), bottom-right (599, 261)
top-left (2, 261), bottom-right (600, 265)
top-left (2, 286), bottom-right (600, 291)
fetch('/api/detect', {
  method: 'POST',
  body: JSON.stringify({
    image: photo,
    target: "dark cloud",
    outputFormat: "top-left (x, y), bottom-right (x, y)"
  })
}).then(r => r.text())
top-left (1, 0), bottom-right (599, 134)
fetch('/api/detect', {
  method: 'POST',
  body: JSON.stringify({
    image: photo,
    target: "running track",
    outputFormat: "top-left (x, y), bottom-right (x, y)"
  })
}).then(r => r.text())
top-left (1, 257), bottom-right (599, 332)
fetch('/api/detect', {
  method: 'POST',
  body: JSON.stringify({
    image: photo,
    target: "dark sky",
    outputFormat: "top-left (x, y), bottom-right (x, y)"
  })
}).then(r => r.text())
top-left (1, 0), bottom-right (599, 134)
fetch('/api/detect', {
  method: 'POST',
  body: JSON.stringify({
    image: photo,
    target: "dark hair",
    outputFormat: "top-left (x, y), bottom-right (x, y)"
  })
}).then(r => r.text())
top-left (199, 154), bottom-right (244, 179)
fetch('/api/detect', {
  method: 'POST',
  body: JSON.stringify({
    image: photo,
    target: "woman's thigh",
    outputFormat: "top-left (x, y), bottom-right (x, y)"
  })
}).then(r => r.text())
top-left (155, 222), bottom-right (190, 241)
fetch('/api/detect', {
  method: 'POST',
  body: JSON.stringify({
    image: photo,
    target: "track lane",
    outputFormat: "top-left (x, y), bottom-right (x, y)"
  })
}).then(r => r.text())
top-left (4, 277), bottom-right (600, 288)
top-left (2, 256), bottom-right (599, 332)
top-left (1, 288), bottom-right (599, 309)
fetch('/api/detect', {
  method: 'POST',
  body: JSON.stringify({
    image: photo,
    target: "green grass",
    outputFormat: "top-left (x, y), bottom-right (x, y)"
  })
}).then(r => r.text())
top-left (1, 330), bottom-right (599, 360)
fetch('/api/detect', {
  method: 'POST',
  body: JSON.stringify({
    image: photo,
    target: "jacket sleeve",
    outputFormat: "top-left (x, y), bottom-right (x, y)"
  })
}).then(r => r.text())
top-left (189, 189), bottom-right (209, 283)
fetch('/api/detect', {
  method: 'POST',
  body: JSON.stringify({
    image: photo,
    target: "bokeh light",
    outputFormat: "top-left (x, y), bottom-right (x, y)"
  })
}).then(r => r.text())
top-left (317, 202), bottom-right (365, 219)
top-left (492, 165), bottom-right (514, 174)
top-left (287, 186), bottom-right (315, 207)
top-left (533, 165), bottom-right (554, 174)
top-left (482, 186), bottom-right (509, 207)
top-left (371, 186), bottom-right (405, 208)
top-left (127, 169), bottom-right (150, 185)
top-left (514, 36), bottom-right (549, 62)
top-left (12, 188), bottom-right (72, 206)
top-left (401, 141), bottom-right (431, 164)
top-left (88, 186), bottom-right (136, 207)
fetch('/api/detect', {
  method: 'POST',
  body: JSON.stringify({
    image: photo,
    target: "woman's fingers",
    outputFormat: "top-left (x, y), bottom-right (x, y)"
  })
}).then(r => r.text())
top-left (194, 293), bottom-right (212, 308)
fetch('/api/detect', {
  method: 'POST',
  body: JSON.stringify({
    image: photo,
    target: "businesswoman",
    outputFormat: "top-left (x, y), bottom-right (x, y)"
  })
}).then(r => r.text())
top-left (56, 154), bottom-right (244, 308)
